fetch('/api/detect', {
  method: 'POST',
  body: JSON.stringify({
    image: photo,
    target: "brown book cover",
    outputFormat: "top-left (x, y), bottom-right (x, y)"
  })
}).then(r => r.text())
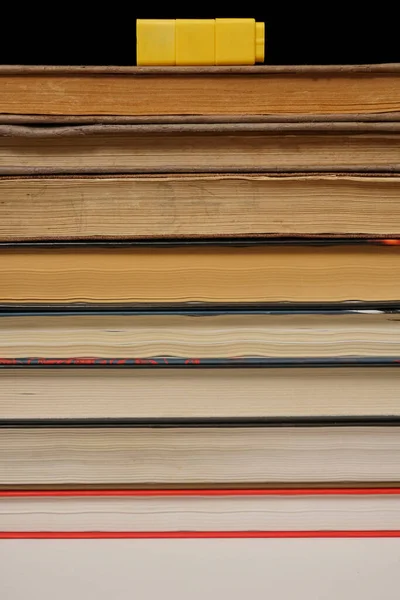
top-left (1, 65), bottom-right (400, 120)
top-left (1, 174), bottom-right (400, 241)
top-left (1, 123), bottom-right (400, 175)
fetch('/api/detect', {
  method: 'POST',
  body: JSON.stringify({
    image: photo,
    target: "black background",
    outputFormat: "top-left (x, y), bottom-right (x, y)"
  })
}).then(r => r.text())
top-left (2, 6), bottom-right (399, 65)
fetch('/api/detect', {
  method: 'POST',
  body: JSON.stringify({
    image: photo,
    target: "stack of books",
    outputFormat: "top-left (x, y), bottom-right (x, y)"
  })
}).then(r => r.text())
top-left (0, 64), bottom-right (400, 537)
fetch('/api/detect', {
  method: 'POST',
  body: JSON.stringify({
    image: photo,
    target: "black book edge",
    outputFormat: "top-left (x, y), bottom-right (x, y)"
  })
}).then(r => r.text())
top-left (1, 357), bottom-right (400, 368)
top-left (0, 238), bottom-right (398, 248)
top-left (2, 416), bottom-right (400, 428)
top-left (2, 307), bottom-right (399, 316)
top-left (1, 302), bottom-right (400, 313)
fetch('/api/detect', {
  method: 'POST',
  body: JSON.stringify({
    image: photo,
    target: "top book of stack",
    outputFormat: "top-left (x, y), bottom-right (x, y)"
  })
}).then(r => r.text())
top-left (1, 65), bottom-right (400, 121)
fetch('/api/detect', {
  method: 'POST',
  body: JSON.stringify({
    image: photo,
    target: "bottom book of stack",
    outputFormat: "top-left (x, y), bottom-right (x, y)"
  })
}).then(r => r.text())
top-left (1, 489), bottom-right (400, 537)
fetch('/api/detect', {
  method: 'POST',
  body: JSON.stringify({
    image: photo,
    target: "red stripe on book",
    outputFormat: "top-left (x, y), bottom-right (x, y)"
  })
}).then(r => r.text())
top-left (1, 531), bottom-right (400, 539)
top-left (1, 489), bottom-right (400, 497)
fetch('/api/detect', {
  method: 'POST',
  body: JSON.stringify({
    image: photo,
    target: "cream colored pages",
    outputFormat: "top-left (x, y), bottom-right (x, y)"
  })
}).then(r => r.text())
top-left (1, 427), bottom-right (399, 484)
top-left (2, 367), bottom-right (400, 418)
top-left (1, 312), bottom-right (399, 357)
top-left (1, 494), bottom-right (399, 531)
top-left (0, 245), bottom-right (399, 303)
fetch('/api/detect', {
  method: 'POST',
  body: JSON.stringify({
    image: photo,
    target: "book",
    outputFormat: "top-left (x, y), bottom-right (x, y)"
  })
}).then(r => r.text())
top-left (1, 489), bottom-right (400, 535)
top-left (2, 174), bottom-right (400, 241)
top-left (0, 244), bottom-right (399, 305)
top-left (0, 310), bottom-right (399, 358)
top-left (0, 426), bottom-right (399, 484)
top-left (2, 123), bottom-right (400, 175)
top-left (1, 65), bottom-right (400, 119)
top-left (2, 365), bottom-right (400, 420)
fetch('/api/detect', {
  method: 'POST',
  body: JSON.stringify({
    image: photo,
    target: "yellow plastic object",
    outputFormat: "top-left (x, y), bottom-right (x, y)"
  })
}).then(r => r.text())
top-left (136, 19), bottom-right (176, 66)
top-left (176, 19), bottom-right (215, 66)
top-left (137, 18), bottom-right (265, 66)
top-left (215, 18), bottom-right (264, 65)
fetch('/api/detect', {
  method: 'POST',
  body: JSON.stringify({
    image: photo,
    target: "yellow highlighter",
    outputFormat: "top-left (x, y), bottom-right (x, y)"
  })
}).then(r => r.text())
top-left (137, 18), bottom-right (265, 66)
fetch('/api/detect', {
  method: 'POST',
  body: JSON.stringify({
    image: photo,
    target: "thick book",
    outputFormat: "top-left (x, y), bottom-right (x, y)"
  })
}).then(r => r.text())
top-left (1, 123), bottom-right (400, 175)
top-left (0, 426), bottom-right (399, 484)
top-left (1, 489), bottom-right (400, 537)
top-left (1, 65), bottom-right (400, 119)
top-left (0, 244), bottom-right (399, 304)
top-left (2, 365), bottom-right (400, 420)
top-left (0, 310), bottom-right (399, 358)
top-left (2, 174), bottom-right (400, 240)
